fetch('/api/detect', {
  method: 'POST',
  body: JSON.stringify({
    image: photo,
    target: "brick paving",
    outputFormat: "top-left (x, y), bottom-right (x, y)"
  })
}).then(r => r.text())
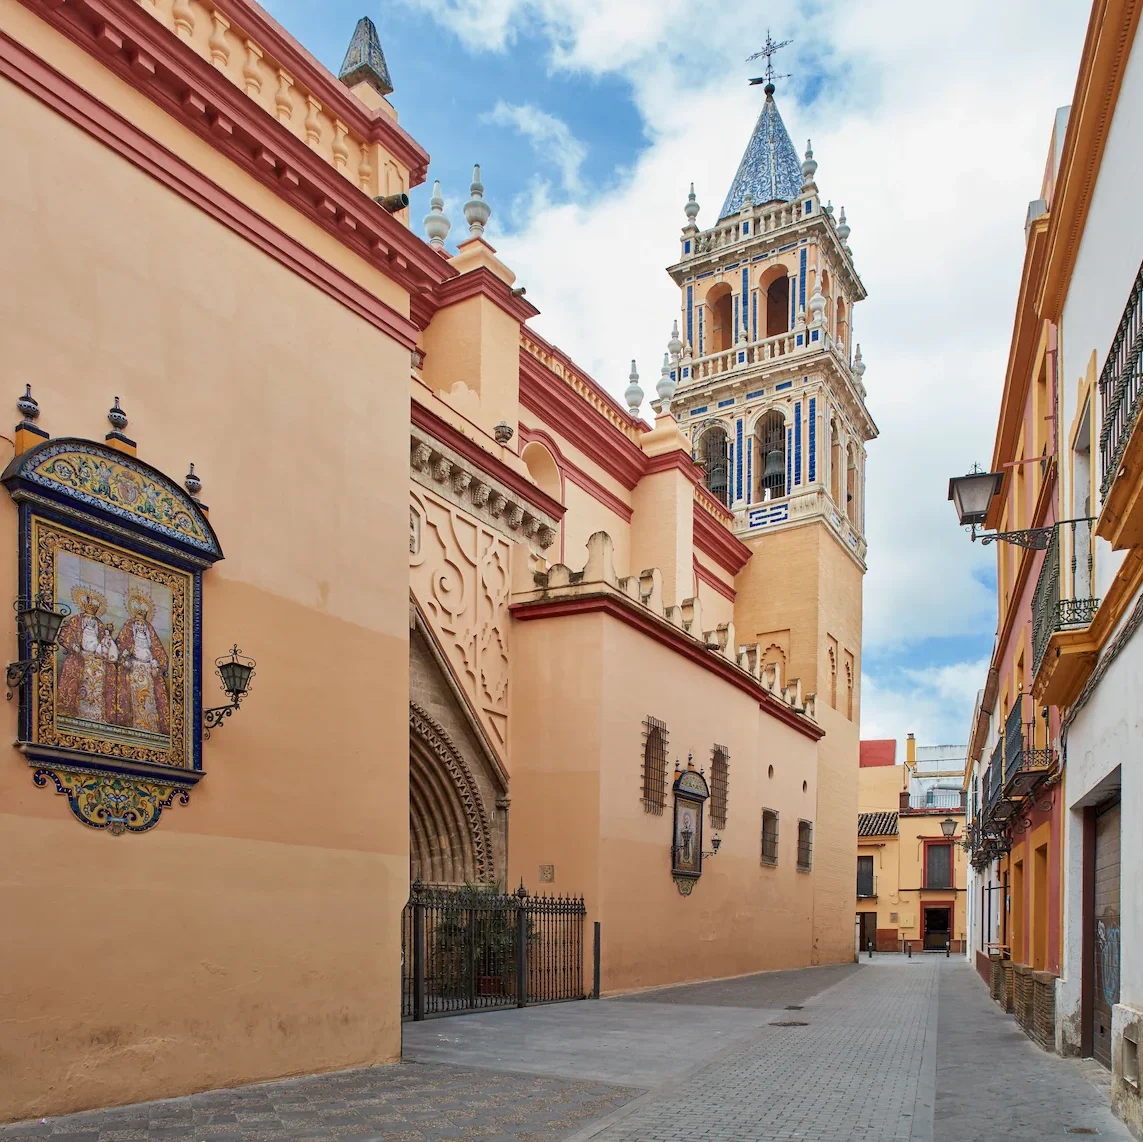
top-left (1, 958), bottom-right (1134, 1141)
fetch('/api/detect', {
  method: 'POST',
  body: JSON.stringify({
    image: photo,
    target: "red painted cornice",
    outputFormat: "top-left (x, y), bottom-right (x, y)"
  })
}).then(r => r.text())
top-left (693, 502), bottom-right (752, 576)
top-left (430, 266), bottom-right (540, 327)
top-left (211, 0), bottom-right (430, 185)
top-left (644, 449), bottom-right (704, 483)
top-left (518, 350), bottom-right (646, 489)
top-left (18, 0), bottom-right (452, 299)
top-left (0, 31), bottom-right (419, 351)
top-left (510, 594), bottom-right (823, 741)
top-left (518, 425), bottom-right (633, 524)
top-left (411, 399), bottom-right (565, 522)
top-left (694, 558), bottom-right (736, 603)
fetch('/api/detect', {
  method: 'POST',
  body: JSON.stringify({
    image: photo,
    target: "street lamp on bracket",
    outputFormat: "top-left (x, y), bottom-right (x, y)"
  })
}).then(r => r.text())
top-left (947, 466), bottom-right (1054, 549)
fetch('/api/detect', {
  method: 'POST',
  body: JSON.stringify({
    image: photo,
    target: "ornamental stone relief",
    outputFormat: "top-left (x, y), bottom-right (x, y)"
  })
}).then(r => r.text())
top-left (410, 486), bottom-right (511, 760)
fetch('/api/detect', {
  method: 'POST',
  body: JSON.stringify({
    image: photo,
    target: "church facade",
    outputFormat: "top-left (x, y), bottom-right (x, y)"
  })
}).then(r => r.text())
top-left (0, 0), bottom-right (874, 1122)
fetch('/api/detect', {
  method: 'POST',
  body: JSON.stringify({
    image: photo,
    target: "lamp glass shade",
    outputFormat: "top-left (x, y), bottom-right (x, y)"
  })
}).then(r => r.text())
top-left (940, 817), bottom-right (957, 838)
top-left (948, 470), bottom-right (1003, 526)
top-left (19, 604), bottom-right (65, 647)
top-left (712, 835), bottom-right (722, 853)
top-left (218, 658), bottom-right (254, 699)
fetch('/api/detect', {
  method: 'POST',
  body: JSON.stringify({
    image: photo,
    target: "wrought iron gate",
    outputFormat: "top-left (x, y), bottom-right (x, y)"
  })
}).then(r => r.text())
top-left (401, 880), bottom-right (587, 1020)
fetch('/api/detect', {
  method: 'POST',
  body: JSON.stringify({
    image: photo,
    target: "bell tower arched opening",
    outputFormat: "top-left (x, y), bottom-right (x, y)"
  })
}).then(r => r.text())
top-left (765, 276), bottom-right (790, 337)
top-left (697, 424), bottom-right (731, 507)
top-left (706, 283), bottom-right (733, 354)
top-left (754, 410), bottom-right (787, 501)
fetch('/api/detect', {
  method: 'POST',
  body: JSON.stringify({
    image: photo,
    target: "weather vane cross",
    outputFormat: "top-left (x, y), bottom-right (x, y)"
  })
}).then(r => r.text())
top-left (747, 29), bottom-right (792, 88)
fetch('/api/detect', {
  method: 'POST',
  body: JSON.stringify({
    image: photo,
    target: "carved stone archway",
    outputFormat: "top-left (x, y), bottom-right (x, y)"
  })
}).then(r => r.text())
top-left (409, 702), bottom-right (495, 885)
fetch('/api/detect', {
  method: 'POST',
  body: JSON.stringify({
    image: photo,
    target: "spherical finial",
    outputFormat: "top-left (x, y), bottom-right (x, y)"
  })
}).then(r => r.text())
top-left (667, 320), bottom-right (683, 361)
top-left (801, 139), bottom-right (817, 185)
top-left (464, 164), bottom-right (491, 238)
top-left (837, 206), bottom-right (851, 243)
top-left (823, 200), bottom-right (834, 218)
top-left (16, 384), bottom-right (39, 425)
top-left (656, 352), bottom-right (676, 406)
top-left (684, 182), bottom-right (700, 226)
top-left (107, 396), bottom-right (128, 431)
top-left (764, 82), bottom-right (775, 97)
top-left (423, 180), bottom-right (450, 249)
top-left (624, 359), bottom-right (644, 414)
top-left (854, 344), bottom-right (866, 379)
top-left (184, 463), bottom-right (202, 496)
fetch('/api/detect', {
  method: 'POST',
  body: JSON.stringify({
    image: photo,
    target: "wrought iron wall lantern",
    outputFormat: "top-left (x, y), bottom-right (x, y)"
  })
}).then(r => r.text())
top-left (203, 645), bottom-right (256, 738)
top-left (6, 595), bottom-right (70, 700)
top-left (940, 816), bottom-right (958, 839)
top-left (948, 466), bottom-right (1055, 549)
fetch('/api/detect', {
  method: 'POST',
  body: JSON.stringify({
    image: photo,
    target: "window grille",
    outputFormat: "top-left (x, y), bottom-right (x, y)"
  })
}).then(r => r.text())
top-left (710, 745), bottom-right (729, 829)
top-left (641, 716), bottom-right (668, 814)
top-left (925, 843), bottom-right (952, 889)
top-left (797, 820), bottom-right (813, 870)
top-left (761, 809), bottom-right (779, 865)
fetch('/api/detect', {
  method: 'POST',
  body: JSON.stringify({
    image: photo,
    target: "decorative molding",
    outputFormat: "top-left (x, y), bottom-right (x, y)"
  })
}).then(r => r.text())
top-left (694, 557), bottom-right (736, 603)
top-left (0, 31), bottom-right (422, 351)
top-left (411, 486), bottom-right (513, 760)
top-left (512, 532), bottom-right (822, 741)
top-left (1037, 0), bottom-right (1143, 321)
top-left (410, 403), bottom-right (562, 551)
top-left (518, 425), bottom-right (633, 524)
top-left (33, 764), bottom-right (191, 834)
top-left (425, 265), bottom-right (540, 329)
top-left (8, 0), bottom-right (449, 297)
top-left (694, 500), bottom-right (752, 575)
top-left (410, 701), bottom-right (494, 883)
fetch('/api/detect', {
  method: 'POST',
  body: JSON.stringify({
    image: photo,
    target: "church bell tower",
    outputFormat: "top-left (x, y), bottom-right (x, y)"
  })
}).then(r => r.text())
top-left (661, 43), bottom-right (877, 960)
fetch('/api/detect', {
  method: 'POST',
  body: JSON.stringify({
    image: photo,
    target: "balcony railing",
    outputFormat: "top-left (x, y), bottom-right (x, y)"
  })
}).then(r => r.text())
top-left (986, 739), bottom-right (1012, 820)
top-left (904, 789), bottom-right (966, 811)
top-left (1032, 519), bottom-right (1100, 675)
top-left (1001, 693), bottom-right (1055, 800)
top-left (857, 872), bottom-right (877, 899)
top-left (1099, 257), bottom-right (1143, 498)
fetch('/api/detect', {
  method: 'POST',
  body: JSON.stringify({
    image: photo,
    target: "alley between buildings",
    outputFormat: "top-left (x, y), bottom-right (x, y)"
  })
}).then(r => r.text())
top-left (1, 958), bottom-right (1125, 1142)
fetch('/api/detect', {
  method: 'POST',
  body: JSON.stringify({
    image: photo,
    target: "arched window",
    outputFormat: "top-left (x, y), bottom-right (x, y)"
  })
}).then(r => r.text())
top-left (710, 745), bottom-right (729, 829)
top-left (521, 440), bottom-right (562, 503)
top-left (765, 276), bottom-right (790, 338)
top-left (835, 298), bottom-right (847, 348)
top-left (754, 410), bottom-right (786, 501)
top-left (846, 445), bottom-right (858, 525)
top-left (706, 283), bottom-right (733, 354)
top-left (641, 715), bottom-right (668, 814)
top-left (697, 425), bottom-right (730, 507)
top-left (830, 420), bottom-right (843, 505)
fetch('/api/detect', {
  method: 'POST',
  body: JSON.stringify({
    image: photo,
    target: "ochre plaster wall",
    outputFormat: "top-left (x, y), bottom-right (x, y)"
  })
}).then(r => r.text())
top-left (508, 612), bottom-right (820, 994)
top-left (0, 58), bottom-right (409, 1121)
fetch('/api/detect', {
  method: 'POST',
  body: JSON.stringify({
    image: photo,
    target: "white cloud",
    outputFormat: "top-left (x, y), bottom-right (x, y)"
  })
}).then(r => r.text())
top-left (861, 657), bottom-right (991, 756)
top-left (481, 100), bottom-right (586, 194)
top-left (401, 0), bottom-right (1090, 725)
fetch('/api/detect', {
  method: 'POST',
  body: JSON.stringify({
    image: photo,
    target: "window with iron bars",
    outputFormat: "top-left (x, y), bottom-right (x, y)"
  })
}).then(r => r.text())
top-left (797, 820), bottom-right (813, 870)
top-left (710, 745), bottom-right (729, 829)
top-left (761, 808), bottom-right (779, 865)
top-left (641, 715), bottom-right (668, 814)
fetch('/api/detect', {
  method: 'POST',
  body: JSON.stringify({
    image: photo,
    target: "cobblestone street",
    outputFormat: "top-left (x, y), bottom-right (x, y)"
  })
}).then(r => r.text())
top-left (1, 959), bottom-right (1129, 1141)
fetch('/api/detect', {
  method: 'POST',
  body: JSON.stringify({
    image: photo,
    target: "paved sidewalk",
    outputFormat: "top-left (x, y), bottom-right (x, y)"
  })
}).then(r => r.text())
top-left (1, 958), bottom-right (1133, 1141)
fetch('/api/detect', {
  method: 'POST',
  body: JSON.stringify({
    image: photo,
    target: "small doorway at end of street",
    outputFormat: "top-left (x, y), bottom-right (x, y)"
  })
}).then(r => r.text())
top-left (924, 906), bottom-right (951, 951)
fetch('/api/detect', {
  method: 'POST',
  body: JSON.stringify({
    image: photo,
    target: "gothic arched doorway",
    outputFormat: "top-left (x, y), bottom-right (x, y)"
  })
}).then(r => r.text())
top-left (409, 702), bottom-right (495, 885)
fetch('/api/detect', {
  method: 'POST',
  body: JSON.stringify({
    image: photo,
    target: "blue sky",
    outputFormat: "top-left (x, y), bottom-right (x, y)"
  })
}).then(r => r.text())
top-left (264, 0), bottom-right (1089, 753)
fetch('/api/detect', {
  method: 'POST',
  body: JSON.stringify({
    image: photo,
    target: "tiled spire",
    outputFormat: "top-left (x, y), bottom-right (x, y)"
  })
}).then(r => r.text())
top-left (718, 87), bottom-right (802, 220)
top-left (339, 17), bottom-right (393, 97)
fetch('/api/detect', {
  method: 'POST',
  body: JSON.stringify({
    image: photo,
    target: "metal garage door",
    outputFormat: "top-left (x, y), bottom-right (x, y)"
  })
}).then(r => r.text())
top-left (1092, 800), bottom-right (1121, 1070)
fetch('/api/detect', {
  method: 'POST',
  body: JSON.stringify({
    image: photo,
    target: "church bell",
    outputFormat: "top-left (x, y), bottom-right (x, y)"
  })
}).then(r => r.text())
top-left (762, 449), bottom-right (784, 481)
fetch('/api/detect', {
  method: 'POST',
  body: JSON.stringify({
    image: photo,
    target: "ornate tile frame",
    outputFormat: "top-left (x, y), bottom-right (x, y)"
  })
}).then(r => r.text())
top-left (2, 439), bottom-right (223, 833)
top-left (671, 766), bottom-right (711, 896)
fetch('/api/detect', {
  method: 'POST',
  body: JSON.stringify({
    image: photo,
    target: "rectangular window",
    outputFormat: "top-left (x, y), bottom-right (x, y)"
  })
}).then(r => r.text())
top-left (857, 855), bottom-right (875, 898)
top-left (925, 843), bottom-right (952, 889)
top-left (761, 809), bottom-right (779, 865)
top-left (641, 715), bottom-right (668, 814)
top-left (797, 820), bottom-right (813, 870)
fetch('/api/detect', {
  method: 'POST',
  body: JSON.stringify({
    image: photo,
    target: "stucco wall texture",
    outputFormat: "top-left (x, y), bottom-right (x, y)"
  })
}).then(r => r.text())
top-left (0, 26), bottom-right (411, 1121)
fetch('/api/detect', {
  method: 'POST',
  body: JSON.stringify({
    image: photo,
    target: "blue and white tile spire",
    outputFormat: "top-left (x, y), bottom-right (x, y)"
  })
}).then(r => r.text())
top-left (718, 83), bottom-right (803, 220)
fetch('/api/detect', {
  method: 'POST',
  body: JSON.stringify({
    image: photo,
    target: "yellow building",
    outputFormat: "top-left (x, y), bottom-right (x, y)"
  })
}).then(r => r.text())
top-left (0, 2), bottom-right (874, 1122)
top-left (856, 737), bottom-right (968, 954)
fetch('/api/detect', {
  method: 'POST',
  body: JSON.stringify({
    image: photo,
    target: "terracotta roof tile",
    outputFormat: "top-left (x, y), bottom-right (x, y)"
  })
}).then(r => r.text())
top-left (858, 811), bottom-right (899, 837)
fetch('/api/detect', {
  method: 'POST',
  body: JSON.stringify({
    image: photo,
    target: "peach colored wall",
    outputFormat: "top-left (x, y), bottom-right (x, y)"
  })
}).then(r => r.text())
top-left (509, 611), bottom-right (821, 994)
top-left (693, 553), bottom-right (735, 630)
top-left (630, 468), bottom-right (695, 608)
top-left (0, 48), bottom-right (409, 1122)
top-left (858, 763), bottom-right (904, 812)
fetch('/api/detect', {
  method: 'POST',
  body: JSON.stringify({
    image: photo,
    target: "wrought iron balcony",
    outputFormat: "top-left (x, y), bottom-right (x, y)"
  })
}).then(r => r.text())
top-left (857, 872), bottom-right (877, 899)
top-left (987, 739), bottom-right (1015, 821)
top-left (1031, 519), bottom-right (1100, 676)
top-left (1001, 694), bottom-right (1055, 800)
top-left (1099, 257), bottom-right (1143, 499)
